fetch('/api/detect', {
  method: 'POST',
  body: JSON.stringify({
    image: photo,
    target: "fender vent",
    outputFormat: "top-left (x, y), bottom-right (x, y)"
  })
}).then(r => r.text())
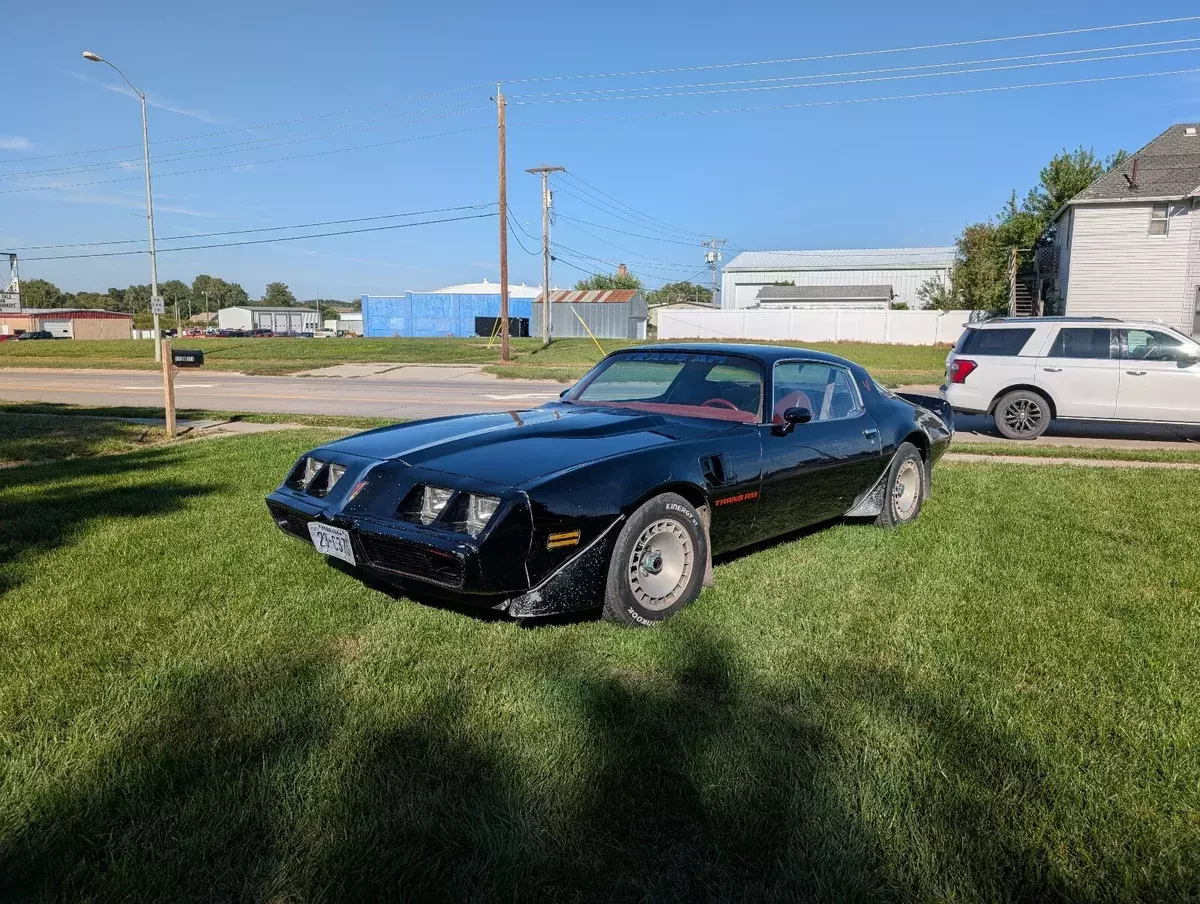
top-left (700, 453), bottom-right (735, 487)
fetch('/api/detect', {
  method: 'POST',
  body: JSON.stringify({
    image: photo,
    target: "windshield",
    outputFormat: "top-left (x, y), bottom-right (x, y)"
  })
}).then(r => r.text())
top-left (565, 351), bottom-right (763, 423)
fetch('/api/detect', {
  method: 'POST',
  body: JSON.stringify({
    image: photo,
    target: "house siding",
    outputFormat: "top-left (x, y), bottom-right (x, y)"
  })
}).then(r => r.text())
top-left (1063, 202), bottom-right (1194, 331)
top-left (721, 267), bottom-right (950, 310)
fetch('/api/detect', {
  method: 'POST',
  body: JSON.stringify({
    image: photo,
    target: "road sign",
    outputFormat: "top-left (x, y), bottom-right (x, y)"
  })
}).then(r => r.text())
top-left (0, 291), bottom-right (19, 313)
top-left (150, 295), bottom-right (165, 315)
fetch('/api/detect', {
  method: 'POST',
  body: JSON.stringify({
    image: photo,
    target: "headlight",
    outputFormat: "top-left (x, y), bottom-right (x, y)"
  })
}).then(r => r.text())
top-left (465, 494), bottom-right (501, 537)
top-left (420, 486), bottom-right (454, 524)
top-left (303, 457), bottom-right (323, 486)
top-left (328, 463), bottom-right (346, 488)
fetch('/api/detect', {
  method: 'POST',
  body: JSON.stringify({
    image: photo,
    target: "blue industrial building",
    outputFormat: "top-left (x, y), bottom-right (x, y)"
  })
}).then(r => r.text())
top-left (362, 282), bottom-right (541, 338)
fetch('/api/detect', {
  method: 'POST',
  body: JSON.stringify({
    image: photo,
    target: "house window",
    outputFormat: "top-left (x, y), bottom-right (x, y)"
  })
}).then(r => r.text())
top-left (1149, 203), bottom-right (1170, 235)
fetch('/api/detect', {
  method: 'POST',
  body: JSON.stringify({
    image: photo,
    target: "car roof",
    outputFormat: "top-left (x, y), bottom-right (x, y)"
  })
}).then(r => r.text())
top-left (968, 316), bottom-right (1179, 329)
top-left (612, 342), bottom-right (859, 368)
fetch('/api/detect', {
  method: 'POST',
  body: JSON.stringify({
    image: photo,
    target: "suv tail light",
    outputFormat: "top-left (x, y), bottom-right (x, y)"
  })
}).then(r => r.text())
top-left (948, 358), bottom-right (978, 384)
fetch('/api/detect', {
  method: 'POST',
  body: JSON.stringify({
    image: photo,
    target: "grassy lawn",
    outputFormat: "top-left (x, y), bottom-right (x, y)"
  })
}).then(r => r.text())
top-left (0, 336), bottom-right (949, 385)
top-left (2, 435), bottom-right (1196, 901)
top-left (952, 440), bottom-right (1200, 465)
top-left (0, 413), bottom-right (167, 466)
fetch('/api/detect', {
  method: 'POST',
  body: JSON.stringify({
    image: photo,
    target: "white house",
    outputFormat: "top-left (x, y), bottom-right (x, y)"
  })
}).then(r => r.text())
top-left (720, 248), bottom-right (955, 310)
top-left (1043, 123), bottom-right (1200, 336)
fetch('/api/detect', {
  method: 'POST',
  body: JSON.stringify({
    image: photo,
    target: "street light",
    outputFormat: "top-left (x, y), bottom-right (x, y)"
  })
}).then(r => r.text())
top-left (83, 50), bottom-right (162, 360)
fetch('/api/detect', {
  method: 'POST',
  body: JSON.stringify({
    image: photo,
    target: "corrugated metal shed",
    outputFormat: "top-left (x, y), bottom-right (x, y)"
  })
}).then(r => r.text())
top-left (529, 289), bottom-right (648, 339)
top-left (756, 285), bottom-right (893, 302)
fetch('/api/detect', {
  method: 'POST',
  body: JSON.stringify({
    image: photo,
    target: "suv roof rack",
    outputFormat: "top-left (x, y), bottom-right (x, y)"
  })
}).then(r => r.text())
top-left (979, 316), bottom-right (1121, 324)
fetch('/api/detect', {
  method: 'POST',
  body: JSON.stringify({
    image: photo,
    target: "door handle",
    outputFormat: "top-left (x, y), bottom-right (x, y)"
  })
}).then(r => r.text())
top-left (1042, 367), bottom-right (1062, 373)
top-left (862, 428), bottom-right (879, 438)
top-left (1126, 370), bottom-right (1147, 376)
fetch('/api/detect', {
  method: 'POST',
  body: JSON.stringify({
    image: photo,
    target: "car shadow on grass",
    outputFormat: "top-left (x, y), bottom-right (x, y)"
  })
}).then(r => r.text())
top-left (0, 446), bottom-right (218, 596)
top-left (1, 625), bottom-right (1144, 902)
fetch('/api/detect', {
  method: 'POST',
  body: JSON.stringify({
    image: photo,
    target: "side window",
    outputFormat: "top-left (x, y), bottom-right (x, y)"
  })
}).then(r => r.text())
top-left (957, 327), bottom-right (1035, 356)
top-left (1149, 203), bottom-right (1170, 236)
top-left (1122, 329), bottom-right (1190, 362)
top-left (1046, 328), bottom-right (1114, 359)
top-left (773, 362), bottom-right (863, 424)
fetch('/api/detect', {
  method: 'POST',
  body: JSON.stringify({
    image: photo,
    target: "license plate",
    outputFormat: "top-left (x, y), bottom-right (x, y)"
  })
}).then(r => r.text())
top-left (307, 521), bottom-right (356, 566)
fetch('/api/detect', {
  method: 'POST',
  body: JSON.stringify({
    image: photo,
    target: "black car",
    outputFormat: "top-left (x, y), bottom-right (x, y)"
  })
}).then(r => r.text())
top-left (267, 344), bottom-right (953, 625)
top-left (16, 330), bottom-right (57, 340)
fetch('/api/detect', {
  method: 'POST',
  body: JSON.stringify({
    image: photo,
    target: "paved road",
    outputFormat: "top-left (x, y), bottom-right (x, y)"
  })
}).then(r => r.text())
top-left (3, 366), bottom-right (1198, 449)
top-left (0, 366), bottom-right (567, 419)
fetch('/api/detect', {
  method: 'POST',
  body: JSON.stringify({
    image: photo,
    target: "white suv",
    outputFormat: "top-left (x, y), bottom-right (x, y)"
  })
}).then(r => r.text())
top-left (941, 317), bottom-right (1200, 439)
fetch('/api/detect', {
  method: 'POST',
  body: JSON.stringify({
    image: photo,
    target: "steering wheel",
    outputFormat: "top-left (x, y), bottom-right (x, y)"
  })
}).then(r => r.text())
top-left (701, 398), bottom-right (739, 411)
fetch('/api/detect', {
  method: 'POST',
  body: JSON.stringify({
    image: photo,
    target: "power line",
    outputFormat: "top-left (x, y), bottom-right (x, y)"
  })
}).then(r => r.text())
top-left (553, 240), bottom-right (704, 276)
top-left (511, 65), bottom-right (1200, 127)
top-left (506, 211), bottom-right (538, 256)
top-left (1, 82), bottom-right (491, 166)
top-left (14, 203), bottom-right (498, 250)
top-left (557, 171), bottom-right (709, 239)
top-left (554, 217), bottom-right (703, 270)
top-left (551, 182), bottom-right (704, 243)
top-left (509, 44), bottom-right (1200, 104)
top-left (21, 211), bottom-right (498, 261)
top-left (0, 124), bottom-right (493, 195)
top-left (506, 15), bottom-right (1200, 83)
top-left (555, 214), bottom-right (706, 247)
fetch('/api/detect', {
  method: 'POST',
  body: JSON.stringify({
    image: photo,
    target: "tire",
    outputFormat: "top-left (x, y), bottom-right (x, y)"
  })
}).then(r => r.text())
top-left (602, 493), bottom-right (708, 627)
top-left (993, 389), bottom-right (1051, 440)
top-left (875, 442), bottom-right (924, 529)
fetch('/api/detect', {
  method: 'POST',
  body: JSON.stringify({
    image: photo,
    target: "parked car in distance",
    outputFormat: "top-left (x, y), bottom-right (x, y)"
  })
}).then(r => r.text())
top-left (942, 316), bottom-right (1200, 438)
top-left (16, 330), bottom-right (58, 340)
top-left (267, 343), bottom-right (953, 626)
top-left (249, 328), bottom-right (275, 338)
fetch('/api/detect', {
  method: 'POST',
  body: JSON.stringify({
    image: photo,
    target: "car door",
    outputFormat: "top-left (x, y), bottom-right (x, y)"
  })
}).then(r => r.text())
top-left (1035, 326), bottom-right (1120, 418)
top-left (1116, 328), bottom-right (1200, 424)
top-left (755, 360), bottom-right (881, 542)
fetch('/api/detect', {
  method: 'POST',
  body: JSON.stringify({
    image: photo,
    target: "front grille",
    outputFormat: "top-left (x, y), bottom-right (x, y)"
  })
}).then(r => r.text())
top-left (358, 532), bottom-right (465, 588)
top-left (268, 501), bottom-right (312, 540)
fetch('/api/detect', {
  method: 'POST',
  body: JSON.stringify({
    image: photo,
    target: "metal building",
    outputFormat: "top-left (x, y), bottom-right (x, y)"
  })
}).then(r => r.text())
top-left (721, 248), bottom-right (955, 310)
top-left (531, 289), bottom-right (648, 340)
top-left (217, 306), bottom-right (319, 333)
top-left (0, 308), bottom-right (133, 339)
top-left (362, 282), bottom-right (541, 338)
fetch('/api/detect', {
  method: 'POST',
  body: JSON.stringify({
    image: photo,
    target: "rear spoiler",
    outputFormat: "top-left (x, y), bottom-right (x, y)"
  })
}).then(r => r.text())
top-left (897, 393), bottom-right (954, 433)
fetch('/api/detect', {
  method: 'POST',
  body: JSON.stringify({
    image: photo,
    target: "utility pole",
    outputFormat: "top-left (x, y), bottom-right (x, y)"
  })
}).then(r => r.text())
top-left (525, 164), bottom-right (565, 347)
top-left (704, 237), bottom-right (726, 307)
top-left (496, 84), bottom-right (510, 362)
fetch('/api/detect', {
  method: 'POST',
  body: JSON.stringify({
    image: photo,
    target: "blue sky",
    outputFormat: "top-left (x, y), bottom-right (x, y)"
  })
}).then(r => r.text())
top-left (4, 0), bottom-right (1200, 300)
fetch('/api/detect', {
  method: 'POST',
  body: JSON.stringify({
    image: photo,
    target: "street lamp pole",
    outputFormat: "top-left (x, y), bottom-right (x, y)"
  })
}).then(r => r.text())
top-left (83, 51), bottom-right (162, 361)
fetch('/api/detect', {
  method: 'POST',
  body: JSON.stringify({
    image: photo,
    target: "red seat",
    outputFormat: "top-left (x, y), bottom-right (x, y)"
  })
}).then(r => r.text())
top-left (772, 390), bottom-right (813, 424)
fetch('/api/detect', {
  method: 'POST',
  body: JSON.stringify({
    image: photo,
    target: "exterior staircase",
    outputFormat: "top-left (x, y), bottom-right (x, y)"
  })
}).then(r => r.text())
top-left (1007, 247), bottom-right (1039, 317)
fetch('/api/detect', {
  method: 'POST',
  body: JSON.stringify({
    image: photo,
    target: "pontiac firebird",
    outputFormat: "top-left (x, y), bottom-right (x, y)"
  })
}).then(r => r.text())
top-left (266, 344), bottom-right (952, 625)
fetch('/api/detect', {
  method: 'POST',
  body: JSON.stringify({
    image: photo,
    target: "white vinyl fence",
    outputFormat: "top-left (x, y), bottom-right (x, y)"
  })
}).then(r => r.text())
top-left (656, 308), bottom-right (973, 346)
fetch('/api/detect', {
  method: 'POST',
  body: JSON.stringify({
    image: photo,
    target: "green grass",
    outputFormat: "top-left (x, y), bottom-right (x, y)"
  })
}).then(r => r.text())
top-left (2, 437), bottom-right (1196, 901)
top-left (952, 441), bottom-right (1200, 465)
top-left (0, 336), bottom-right (948, 384)
top-left (0, 414), bottom-right (167, 466)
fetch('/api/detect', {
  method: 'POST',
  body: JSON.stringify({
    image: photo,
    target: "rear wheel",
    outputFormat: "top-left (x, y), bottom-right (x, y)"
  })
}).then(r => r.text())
top-left (993, 389), bottom-right (1050, 440)
top-left (602, 493), bottom-right (707, 626)
top-left (875, 442), bottom-right (924, 528)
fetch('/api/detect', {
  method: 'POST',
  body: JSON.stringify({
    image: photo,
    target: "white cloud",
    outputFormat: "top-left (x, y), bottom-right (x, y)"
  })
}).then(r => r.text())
top-left (66, 71), bottom-right (227, 124)
top-left (0, 136), bottom-right (32, 151)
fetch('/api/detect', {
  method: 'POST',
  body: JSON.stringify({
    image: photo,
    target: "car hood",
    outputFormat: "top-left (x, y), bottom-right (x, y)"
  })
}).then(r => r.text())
top-left (318, 403), bottom-right (746, 488)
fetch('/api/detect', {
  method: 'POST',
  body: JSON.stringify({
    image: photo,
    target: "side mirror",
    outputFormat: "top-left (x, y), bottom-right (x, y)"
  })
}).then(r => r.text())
top-left (772, 406), bottom-right (812, 436)
top-left (1182, 352), bottom-right (1200, 365)
top-left (559, 388), bottom-right (570, 399)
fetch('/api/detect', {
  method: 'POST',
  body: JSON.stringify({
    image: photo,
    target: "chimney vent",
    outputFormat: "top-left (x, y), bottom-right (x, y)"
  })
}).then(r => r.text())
top-left (1187, 126), bottom-right (1198, 136)
top-left (617, 263), bottom-right (628, 277)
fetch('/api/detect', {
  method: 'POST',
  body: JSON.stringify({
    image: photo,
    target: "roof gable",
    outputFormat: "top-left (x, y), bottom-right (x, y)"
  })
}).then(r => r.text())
top-left (1071, 124), bottom-right (1200, 204)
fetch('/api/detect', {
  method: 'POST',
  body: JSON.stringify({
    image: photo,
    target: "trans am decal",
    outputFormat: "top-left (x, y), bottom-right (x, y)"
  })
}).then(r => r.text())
top-left (713, 490), bottom-right (759, 507)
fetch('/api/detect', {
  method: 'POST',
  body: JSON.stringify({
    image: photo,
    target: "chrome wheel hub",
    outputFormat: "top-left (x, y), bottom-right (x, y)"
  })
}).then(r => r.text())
top-left (892, 459), bottom-right (921, 521)
top-left (627, 518), bottom-right (693, 611)
top-left (1003, 399), bottom-right (1043, 435)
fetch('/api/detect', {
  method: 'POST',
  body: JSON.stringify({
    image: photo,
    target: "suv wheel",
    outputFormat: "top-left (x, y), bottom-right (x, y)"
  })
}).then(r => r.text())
top-left (993, 389), bottom-right (1050, 440)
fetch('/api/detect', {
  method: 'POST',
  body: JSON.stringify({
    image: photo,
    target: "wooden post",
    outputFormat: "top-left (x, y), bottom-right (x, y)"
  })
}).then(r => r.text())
top-left (160, 337), bottom-right (176, 440)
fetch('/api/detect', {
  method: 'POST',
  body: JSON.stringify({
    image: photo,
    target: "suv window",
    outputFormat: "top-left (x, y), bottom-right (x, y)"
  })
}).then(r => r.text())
top-left (772, 362), bottom-right (863, 424)
top-left (957, 327), bottom-right (1035, 356)
top-left (1047, 328), bottom-right (1114, 359)
top-left (1121, 329), bottom-right (1196, 362)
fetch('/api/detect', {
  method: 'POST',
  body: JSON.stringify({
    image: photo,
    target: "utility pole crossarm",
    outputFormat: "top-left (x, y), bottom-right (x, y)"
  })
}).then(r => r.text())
top-left (525, 165), bottom-right (566, 347)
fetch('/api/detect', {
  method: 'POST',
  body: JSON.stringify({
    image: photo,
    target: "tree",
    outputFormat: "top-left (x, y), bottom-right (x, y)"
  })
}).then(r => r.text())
top-left (573, 268), bottom-right (643, 292)
top-left (160, 279), bottom-right (191, 309)
top-left (262, 282), bottom-right (296, 306)
top-left (19, 279), bottom-right (63, 309)
top-left (646, 281), bottom-right (712, 307)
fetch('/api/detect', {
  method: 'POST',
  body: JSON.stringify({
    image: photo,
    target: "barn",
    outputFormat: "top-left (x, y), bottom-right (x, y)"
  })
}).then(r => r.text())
top-left (531, 289), bottom-right (648, 340)
top-left (0, 308), bottom-right (133, 339)
top-left (720, 248), bottom-right (956, 310)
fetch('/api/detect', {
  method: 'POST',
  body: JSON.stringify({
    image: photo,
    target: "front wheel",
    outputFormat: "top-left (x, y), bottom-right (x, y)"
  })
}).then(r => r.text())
top-left (602, 493), bottom-right (708, 627)
top-left (993, 389), bottom-right (1050, 440)
top-left (875, 442), bottom-right (924, 528)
